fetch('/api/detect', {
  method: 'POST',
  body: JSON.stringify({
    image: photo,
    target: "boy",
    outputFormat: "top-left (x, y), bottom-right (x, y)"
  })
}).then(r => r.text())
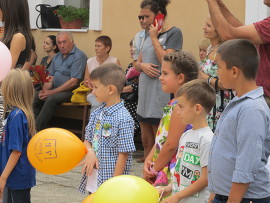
top-left (159, 79), bottom-right (216, 202)
top-left (208, 39), bottom-right (270, 202)
top-left (198, 38), bottom-right (210, 65)
top-left (78, 63), bottom-right (136, 194)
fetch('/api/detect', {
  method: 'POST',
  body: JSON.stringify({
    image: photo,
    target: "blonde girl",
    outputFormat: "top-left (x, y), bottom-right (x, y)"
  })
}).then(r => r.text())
top-left (0, 69), bottom-right (36, 203)
top-left (143, 51), bottom-right (198, 187)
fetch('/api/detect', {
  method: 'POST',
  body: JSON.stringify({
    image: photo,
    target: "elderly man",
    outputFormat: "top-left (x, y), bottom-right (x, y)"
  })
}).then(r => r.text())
top-left (206, 0), bottom-right (270, 97)
top-left (33, 31), bottom-right (87, 131)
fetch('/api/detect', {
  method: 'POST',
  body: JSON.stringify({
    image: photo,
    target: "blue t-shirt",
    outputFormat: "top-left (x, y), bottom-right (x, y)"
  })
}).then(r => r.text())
top-left (0, 108), bottom-right (36, 190)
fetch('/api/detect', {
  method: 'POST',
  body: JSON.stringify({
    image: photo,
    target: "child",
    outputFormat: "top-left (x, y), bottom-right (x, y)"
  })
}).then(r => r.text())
top-left (143, 51), bottom-right (198, 186)
top-left (208, 39), bottom-right (270, 202)
top-left (159, 79), bottom-right (216, 202)
top-left (79, 63), bottom-right (136, 194)
top-left (198, 38), bottom-right (210, 66)
top-left (0, 69), bottom-right (36, 203)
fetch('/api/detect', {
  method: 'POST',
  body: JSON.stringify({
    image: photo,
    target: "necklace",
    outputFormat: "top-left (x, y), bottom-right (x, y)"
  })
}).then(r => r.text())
top-left (207, 44), bottom-right (219, 56)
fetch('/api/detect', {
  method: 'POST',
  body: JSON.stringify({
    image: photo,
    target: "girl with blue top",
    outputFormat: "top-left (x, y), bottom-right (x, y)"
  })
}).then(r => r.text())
top-left (0, 69), bottom-right (36, 203)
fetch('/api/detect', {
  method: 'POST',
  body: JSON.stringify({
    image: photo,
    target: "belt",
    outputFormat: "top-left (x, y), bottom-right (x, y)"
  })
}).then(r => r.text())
top-left (215, 194), bottom-right (270, 202)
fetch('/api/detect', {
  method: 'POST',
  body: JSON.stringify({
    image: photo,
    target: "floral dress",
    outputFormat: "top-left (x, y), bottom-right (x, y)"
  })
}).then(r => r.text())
top-left (152, 99), bottom-right (191, 186)
top-left (201, 58), bottom-right (233, 131)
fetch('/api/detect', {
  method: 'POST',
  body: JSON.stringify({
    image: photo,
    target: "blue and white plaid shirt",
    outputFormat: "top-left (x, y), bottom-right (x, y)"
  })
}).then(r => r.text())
top-left (79, 101), bottom-right (136, 193)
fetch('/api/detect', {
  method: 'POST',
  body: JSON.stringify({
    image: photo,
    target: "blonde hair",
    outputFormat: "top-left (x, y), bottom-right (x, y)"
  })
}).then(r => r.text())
top-left (198, 39), bottom-right (210, 50)
top-left (1, 69), bottom-right (36, 136)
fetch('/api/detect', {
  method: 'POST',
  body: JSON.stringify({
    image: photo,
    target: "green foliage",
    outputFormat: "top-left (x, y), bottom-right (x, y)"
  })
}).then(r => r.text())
top-left (54, 6), bottom-right (89, 26)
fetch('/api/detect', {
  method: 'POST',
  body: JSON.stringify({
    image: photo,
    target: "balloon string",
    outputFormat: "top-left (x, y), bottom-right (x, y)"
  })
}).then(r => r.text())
top-left (158, 189), bottom-right (164, 202)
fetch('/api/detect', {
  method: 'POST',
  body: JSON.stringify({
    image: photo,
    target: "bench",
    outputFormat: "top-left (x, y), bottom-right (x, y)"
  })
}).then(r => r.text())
top-left (53, 102), bottom-right (91, 141)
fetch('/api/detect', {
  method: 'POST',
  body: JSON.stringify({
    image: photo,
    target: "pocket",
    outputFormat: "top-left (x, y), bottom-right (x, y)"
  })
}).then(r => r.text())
top-left (101, 135), bottom-right (118, 148)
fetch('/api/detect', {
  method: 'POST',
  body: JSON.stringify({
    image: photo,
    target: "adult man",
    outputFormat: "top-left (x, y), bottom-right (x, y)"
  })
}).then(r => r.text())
top-left (206, 0), bottom-right (270, 96)
top-left (33, 31), bottom-right (87, 131)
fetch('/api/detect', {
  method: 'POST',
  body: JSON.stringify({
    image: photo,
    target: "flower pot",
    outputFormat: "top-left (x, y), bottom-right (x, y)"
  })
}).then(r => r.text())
top-left (58, 17), bottom-right (84, 29)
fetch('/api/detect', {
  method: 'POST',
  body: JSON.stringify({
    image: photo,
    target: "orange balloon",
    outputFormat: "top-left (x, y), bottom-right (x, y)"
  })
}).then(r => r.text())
top-left (27, 128), bottom-right (86, 175)
top-left (82, 193), bottom-right (95, 203)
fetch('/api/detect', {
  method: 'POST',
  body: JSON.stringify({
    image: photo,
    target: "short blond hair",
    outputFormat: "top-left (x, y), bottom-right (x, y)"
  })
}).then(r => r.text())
top-left (198, 39), bottom-right (210, 50)
top-left (1, 69), bottom-right (36, 136)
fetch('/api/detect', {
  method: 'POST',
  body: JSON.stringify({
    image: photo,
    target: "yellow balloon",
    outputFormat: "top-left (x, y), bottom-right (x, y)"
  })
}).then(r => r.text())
top-left (82, 193), bottom-right (95, 203)
top-left (27, 128), bottom-right (86, 175)
top-left (93, 175), bottom-right (159, 203)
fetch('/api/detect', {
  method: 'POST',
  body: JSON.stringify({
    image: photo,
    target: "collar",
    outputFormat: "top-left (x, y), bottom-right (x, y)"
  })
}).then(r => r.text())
top-left (233, 86), bottom-right (264, 102)
top-left (100, 101), bottom-right (124, 116)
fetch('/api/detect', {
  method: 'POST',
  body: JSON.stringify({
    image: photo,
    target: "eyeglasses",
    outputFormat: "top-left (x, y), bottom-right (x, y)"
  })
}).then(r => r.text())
top-left (138, 16), bottom-right (144, 20)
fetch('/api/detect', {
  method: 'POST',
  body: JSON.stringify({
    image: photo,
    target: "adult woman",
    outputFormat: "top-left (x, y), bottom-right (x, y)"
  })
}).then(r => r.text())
top-left (135, 0), bottom-right (183, 161)
top-left (40, 35), bottom-right (59, 71)
top-left (0, 0), bottom-right (34, 69)
top-left (200, 16), bottom-right (233, 131)
top-left (84, 35), bottom-right (120, 112)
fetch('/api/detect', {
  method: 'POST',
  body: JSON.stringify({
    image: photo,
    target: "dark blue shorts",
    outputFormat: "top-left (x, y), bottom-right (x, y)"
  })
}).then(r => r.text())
top-left (3, 187), bottom-right (31, 203)
top-left (213, 194), bottom-right (270, 203)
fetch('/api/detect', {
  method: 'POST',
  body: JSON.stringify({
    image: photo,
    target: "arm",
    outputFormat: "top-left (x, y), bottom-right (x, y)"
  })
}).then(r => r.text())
top-left (9, 33), bottom-right (26, 69)
top-left (206, 0), bottom-right (263, 44)
top-left (116, 59), bottom-right (121, 66)
top-left (114, 152), bottom-right (128, 176)
top-left (0, 150), bottom-right (21, 193)
top-left (153, 107), bottom-right (187, 171)
top-left (227, 183), bottom-right (249, 203)
top-left (161, 167), bottom-right (208, 203)
top-left (84, 64), bottom-right (92, 88)
top-left (143, 146), bottom-right (157, 181)
top-left (134, 53), bottom-right (160, 78)
top-left (21, 49), bottom-right (37, 71)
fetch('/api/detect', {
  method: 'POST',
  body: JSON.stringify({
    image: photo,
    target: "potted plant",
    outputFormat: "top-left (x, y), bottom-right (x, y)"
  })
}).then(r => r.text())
top-left (54, 6), bottom-right (89, 29)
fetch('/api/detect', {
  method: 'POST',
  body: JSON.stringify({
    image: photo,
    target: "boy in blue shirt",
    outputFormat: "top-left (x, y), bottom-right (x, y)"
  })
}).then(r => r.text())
top-left (78, 63), bottom-right (136, 194)
top-left (208, 39), bottom-right (270, 202)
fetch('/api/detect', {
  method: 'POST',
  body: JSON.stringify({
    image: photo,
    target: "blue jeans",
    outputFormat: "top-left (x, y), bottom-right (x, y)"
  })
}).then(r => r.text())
top-left (3, 187), bottom-right (31, 203)
top-left (213, 194), bottom-right (270, 203)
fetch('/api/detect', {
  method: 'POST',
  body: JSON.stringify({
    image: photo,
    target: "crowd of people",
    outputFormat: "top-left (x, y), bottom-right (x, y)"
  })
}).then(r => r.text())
top-left (0, 0), bottom-right (270, 202)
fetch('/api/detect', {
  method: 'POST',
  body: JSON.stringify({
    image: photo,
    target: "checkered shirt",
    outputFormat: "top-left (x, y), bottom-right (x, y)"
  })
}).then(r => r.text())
top-left (79, 101), bottom-right (136, 193)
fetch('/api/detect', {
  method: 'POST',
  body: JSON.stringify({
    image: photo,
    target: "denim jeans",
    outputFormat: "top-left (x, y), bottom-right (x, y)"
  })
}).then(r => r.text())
top-left (213, 195), bottom-right (270, 203)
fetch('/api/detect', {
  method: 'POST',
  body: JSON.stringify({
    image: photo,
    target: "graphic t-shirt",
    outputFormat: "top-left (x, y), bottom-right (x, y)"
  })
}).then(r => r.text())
top-left (172, 127), bottom-right (213, 203)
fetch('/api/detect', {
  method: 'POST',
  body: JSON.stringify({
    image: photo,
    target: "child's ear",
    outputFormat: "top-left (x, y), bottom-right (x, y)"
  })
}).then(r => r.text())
top-left (178, 73), bottom-right (185, 85)
top-left (232, 66), bottom-right (239, 79)
top-left (108, 85), bottom-right (117, 95)
top-left (194, 104), bottom-right (203, 115)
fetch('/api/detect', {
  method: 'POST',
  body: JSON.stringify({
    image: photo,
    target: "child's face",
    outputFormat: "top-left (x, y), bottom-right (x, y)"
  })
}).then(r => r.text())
top-left (216, 54), bottom-right (234, 89)
top-left (91, 79), bottom-right (109, 103)
top-left (176, 95), bottom-right (197, 124)
top-left (159, 61), bottom-right (182, 94)
top-left (199, 48), bottom-right (207, 61)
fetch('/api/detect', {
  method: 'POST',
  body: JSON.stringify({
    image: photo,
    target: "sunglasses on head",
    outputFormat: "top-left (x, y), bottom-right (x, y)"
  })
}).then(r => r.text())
top-left (138, 16), bottom-right (144, 20)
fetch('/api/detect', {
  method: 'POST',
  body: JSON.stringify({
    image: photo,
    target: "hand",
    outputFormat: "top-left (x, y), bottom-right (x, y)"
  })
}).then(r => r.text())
top-left (84, 79), bottom-right (92, 89)
top-left (161, 194), bottom-right (179, 203)
top-left (157, 185), bottom-right (172, 199)
top-left (38, 90), bottom-right (55, 100)
top-left (143, 160), bottom-right (156, 183)
top-left (140, 63), bottom-right (160, 78)
top-left (208, 193), bottom-right (215, 203)
top-left (149, 19), bottom-right (162, 39)
top-left (78, 150), bottom-right (99, 176)
top-left (122, 85), bottom-right (133, 93)
top-left (0, 176), bottom-right (7, 194)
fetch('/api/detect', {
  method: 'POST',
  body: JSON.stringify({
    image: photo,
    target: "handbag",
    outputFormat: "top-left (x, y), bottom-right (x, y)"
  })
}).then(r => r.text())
top-left (35, 4), bottom-right (62, 29)
top-left (71, 82), bottom-right (91, 103)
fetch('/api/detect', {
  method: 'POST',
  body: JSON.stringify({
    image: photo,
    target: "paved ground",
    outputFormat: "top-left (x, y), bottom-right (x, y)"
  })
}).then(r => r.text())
top-left (31, 150), bottom-right (144, 203)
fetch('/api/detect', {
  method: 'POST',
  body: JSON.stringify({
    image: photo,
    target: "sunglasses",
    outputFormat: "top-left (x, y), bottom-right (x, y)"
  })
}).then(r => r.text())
top-left (138, 16), bottom-right (144, 20)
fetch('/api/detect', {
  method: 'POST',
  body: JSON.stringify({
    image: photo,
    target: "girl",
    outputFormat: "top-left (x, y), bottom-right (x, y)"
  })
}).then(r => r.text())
top-left (0, 69), bottom-right (36, 203)
top-left (199, 17), bottom-right (233, 131)
top-left (135, 0), bottom-right (183, 162)
top-left (0, 0), bottom-right (34, 69)
top-left (143, 51), bottom-right (198, 188)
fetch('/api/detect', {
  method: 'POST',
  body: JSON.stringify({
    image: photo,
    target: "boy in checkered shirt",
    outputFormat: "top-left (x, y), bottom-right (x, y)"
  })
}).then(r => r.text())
top-left (78, 63), bottom-right (136, 194)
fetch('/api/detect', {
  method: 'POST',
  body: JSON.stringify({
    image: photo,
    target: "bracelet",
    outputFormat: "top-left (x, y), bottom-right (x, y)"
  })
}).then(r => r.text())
top-left (215, 78), bottom-right (219, 91)
top-left (154, 44), bottom-right (161, 49)
top-left (207, 76), bottom-right (213, 85)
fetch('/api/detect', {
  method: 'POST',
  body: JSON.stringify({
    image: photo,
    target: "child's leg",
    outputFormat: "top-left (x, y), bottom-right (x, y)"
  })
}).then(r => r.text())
top-left (4, 188), bottom-right (31, 203)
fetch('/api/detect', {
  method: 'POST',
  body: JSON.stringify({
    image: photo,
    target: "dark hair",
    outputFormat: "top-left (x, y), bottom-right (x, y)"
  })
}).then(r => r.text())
top-left (47, 35), bottom-right (59, 53)
top-left (177, 79), bottom-right (216, 113)
top-left (217, 39), bottom-right (259, 80)
top-left (130, 39), bottom-right (133, 47)
top-left (90, 63), bottom-right (126, 94)
top-left (95, 35), bottom-right (112, 54)
top-left (140, 0), bottom-right (171, 17)
top-left (0, 0), bottom-right (33, 60)
top-left (163, 51), bottom-right (199, 83)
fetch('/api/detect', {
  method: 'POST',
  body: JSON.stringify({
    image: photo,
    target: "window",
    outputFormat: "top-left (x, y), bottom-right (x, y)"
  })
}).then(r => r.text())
top-left (28, 0), bottom-right (102, 31)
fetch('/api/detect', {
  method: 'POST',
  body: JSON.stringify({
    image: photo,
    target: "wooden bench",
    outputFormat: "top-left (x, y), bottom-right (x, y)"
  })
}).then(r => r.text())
top-left (54, 102), bottom-right (91, 141)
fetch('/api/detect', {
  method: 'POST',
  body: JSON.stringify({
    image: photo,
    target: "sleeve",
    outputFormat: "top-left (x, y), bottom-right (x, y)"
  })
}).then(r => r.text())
top-left (199, 138), bottom-right (212, 168)
top-left (254, 17), bottom-right (270, 43)
top-left (84, 113), bottom-right (96, 143)
top-left (49, 56), bottom-right (56, 76)
top-left (8, 111), bottom-right (26, 152)
top-left (117, 117), bottom-right (136, 153)
top-left (165, 27), bottom-right (183, 51)
top-left (232, 108), bottom-right (268, 183)
top-left (70, 52), bottom-right (87, 79)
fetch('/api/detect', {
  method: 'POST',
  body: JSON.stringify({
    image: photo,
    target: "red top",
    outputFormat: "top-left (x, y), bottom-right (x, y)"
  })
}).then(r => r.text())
top-left (254, 17), bottom-right (270, 96)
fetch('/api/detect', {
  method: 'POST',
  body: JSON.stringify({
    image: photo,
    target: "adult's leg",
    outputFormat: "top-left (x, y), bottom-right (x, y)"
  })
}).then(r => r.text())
top-left (140, 122), bottom-right (156, 160)
top-left (35, 91), bottom-right (72, 131)
top-left (33, 91), bottom-right (44, 119)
